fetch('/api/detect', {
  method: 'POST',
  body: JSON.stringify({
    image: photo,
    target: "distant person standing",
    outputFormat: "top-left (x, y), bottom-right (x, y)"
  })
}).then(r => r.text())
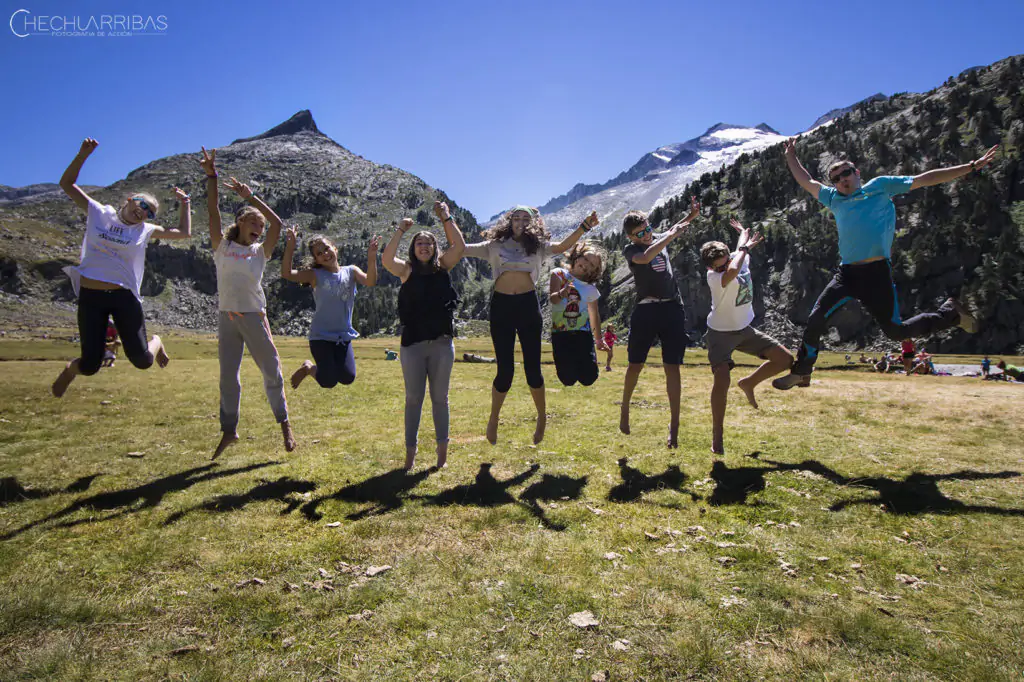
top-left (981, 355), bottom-right (991, 378)
top-left (603, 324), bottom-right (618, 371)
top-left (901, 339), bottom-right (916, 373)
top-left (774, 139), bottom-right (998, 390)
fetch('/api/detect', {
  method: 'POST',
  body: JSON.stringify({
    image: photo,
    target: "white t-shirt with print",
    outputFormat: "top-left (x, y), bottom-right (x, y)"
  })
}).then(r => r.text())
top-left (64, 198), bottom-right (158, 301)
top-left (214, 239), bottom-right (268, 312)
top-left (550, 267), bottom-right (600, 333)
top-left (706, 254), bottom-right (755, 332)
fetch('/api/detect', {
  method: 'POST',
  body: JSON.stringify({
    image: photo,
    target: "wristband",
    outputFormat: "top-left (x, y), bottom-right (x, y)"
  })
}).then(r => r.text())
top-left (205, 173), bottom-right (218, 179)
top-left (444, 215), bottom-right (454, 223)
top-left (738, 245), bottom-right (750, 253)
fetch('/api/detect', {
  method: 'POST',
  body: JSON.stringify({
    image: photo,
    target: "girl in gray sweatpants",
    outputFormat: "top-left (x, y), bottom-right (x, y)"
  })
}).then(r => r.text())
top-left (201, 147), bottom-right (295, 460)
top-left (382, 202), bottom-right (466, 470)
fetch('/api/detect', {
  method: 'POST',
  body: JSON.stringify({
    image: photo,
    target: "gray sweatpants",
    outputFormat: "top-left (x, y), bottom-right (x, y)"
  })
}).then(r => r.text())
top-left (400, 336), bottom-right (455, 448)
top-left (218, 311), bottom-right (288, 433)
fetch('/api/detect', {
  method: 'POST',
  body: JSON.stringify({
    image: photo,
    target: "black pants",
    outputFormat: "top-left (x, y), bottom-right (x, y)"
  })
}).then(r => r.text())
top-left (490, 292), bottom-right (544, 392)
top-left (77, 288), bottom-right (152, 376)
top-left (794, 259), bottom-right (959, 374)
top-left (552, 331), bottom-right (598, 387)
top-left (309, 339), bottom-right (356, 388)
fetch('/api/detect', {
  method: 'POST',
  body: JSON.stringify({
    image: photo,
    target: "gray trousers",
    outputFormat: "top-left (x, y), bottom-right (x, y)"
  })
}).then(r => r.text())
top-left (218, 311), bottom-right (288, 433)
top-left (400, 336), bottom-right (455, 447)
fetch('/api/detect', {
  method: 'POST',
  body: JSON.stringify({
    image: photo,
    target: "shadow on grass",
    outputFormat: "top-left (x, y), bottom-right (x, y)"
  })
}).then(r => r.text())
top-left (163, 476), bottom-right (317, 525)
top-left (1, 474), bottom-right (103, 506)
top-left (0, 462), bottom-right (278, 540)
top-left (608, 457), bottom-right (700, 507)
top-left (519, 472), bottom-right (589, 531)
top-left (301, 468), bottom-right (435, 522)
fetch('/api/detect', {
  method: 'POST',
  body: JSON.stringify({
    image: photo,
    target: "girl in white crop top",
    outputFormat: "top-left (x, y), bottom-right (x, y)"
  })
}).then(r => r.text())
top-left (461, 205), bottom-right (597, 446)
top-left (52, 138), bottom-right (192, 399)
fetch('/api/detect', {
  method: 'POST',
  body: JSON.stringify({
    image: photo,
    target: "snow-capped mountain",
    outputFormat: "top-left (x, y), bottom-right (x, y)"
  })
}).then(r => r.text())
top-left (533, 123), bottom-right (786, 238)
top-left (806, 93), bottom-right (886, 131)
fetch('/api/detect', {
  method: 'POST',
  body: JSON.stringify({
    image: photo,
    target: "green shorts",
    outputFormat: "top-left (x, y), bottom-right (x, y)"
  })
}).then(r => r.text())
top-left (705, 325), bottom-right (781, 370)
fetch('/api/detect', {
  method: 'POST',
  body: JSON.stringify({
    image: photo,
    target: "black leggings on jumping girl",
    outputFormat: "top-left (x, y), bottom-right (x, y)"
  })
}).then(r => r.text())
top-left (489, 291), bottom-right (544, 393)
top-left (77, 287), bottom-right (153, 376)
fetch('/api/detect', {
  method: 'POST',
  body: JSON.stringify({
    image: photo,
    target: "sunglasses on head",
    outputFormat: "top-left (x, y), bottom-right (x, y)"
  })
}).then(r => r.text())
top-left (633, 224), bottom-right (654, 239)
top-left (830, 167), bottom-right (856, 183)
top-left (132, 197), bottom-right (155, 220)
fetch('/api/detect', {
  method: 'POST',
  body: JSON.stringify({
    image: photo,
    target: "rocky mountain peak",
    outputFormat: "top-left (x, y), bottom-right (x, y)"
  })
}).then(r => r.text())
top-left (231, 109), bottom-right (323, 144)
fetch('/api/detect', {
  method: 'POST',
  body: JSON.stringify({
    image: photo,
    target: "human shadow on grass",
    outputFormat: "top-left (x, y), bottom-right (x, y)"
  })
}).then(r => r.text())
top-left (300, 467), bottom-right (434, 522)
top-left (163, 476), bottom-right (317, 525)
top-left (519, 472), bottom-right (589, 531)
top-left (707, 455), bottom-right (834, 506)
top-left (1, 474), bottom-right (103, 506)
top-left (0, 461), bottom-right (278, 540)
top-left (607, 457), bottom-right (700, 507)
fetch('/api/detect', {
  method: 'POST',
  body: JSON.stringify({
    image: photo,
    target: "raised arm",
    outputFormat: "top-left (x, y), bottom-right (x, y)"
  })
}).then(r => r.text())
top-left (224, 177), bottom-right (284, 258)
top-left (548, 269), bottom-right (569, 304)
top-left (719, 219), bottom-right (763, 287)
top-left (783, 138), bottom-right (826, 199)
top-left (550, 211), bottom-right (599, 255)
top-left (59, 138), bottom-right (99, 211)
top-left (630, 198), bottom-right (700, 265)
top-left (200, 147), bottom-right (222, 250)
top-left (280, 226), bottom-right (316, 285)
top-left (382, 218), bottom-right (413, 281)
top-left (150, 187), bottom-right (193, 240)
top-left (910, 145), bottom-right (998, 190)
top-left (435, 201), bottom-right (466, 269)
top-left (352, 236), bottom-right (380, 287)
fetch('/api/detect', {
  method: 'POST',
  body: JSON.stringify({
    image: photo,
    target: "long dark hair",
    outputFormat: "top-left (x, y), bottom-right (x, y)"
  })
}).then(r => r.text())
top-left (407, 230), bottom-right (442, 274)
top-left (482, 206), bottom-right (549, 255)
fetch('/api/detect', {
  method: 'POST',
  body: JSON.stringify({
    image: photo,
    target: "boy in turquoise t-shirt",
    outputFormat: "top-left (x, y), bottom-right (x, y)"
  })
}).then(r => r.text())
top-left (774, 139), bottom-right (999, 390)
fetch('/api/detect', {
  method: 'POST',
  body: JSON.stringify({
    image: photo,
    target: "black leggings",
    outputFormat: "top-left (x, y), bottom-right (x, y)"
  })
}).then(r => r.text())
top-left (490, 292), bottom-right (544, 392)
top-left (794, 259), bottom-right (959, 374)
top-left (551, 331), bottom-right (598, 386)
top-left (77, 287), bottom-right (153, 376)
top-left (309, 339), bottom-right (356, 388)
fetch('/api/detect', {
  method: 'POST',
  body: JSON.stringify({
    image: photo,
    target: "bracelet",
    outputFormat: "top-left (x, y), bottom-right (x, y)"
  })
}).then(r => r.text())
top-left (970, 160), bottom-right (976, 172)
top-left (580, 221), bottom-right (592, 232)
top-left (205, 173), bottom-right (218, 179)
top-left (738, 245), bottom-right (749, 253)
top-left (444, 215), bottom-right (454, 223)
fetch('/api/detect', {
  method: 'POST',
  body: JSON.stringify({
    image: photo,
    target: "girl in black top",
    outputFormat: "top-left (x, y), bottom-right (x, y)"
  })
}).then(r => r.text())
top-left (382, 202), bottom-right (466, 470)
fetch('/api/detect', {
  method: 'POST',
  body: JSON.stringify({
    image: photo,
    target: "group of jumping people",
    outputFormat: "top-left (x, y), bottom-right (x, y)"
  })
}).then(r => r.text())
top-left (49, 136), bottom-right (999, 460)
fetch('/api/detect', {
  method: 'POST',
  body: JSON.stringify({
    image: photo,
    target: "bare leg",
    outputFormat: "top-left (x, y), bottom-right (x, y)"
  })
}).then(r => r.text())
top-left (486, 386), bottom-right (507, 445)
top-left (291, 360), bottom-right (315, 389)
top-left (435, 441), bottom-right (448, 469)
top-left (710, 364), bottom-right (730, 455)
top-left (150, 335), bottom-right (170, 368)
top-left (620, 363), bottom-right (644, 435)
top-left (405, 445), bottom-right (417, 471)
top-left (737, 347), bottom-right (793, 409)
top-left (212, 431), bottom-right (239, 460)
top-left (52, 358), bottom-right (81, 398)
top-left (605, 348), bottom-right (614, 371)
top-left (530, 385), bottom-right (547, 445)
top-left (664, 363), bottom-right (681, 448)
top-left (281, 420), bottom-right (296, 452)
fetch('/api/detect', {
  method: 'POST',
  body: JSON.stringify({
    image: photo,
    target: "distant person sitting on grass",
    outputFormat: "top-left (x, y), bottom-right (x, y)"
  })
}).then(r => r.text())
top-left (996, 360), bottom-right (1022, 382)
top-left (52, 138), bottom-right (189, 398)
top-left (200, 147), bottom-right (294, 460)
top-left (701, 219), bottom-right (793, 455)
top-left (282, 228), bottom-right (379, 391)
top-left (619, 198), bottom-right (701, 448)
top-left (773, 139), bottom-right (998, 390)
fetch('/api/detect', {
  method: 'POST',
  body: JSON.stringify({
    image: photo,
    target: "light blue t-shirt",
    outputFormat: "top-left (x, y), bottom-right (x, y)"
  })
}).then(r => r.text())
top-left (817, 176), bottom-right (914, 265)
top-left (550, 267), bottom-right (600, 333)
top-left (309, 266), bottom-right (359, 342)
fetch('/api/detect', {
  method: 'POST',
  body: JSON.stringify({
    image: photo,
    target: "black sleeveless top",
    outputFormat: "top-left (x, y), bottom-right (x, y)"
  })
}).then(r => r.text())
top-left (398, 268), bottom-right (459, 347)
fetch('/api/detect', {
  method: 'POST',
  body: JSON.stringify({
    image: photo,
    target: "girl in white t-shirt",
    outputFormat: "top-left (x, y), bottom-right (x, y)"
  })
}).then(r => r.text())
top-left (462, 206), bottom-right (595, 445)
top-left (200, 147), bottom-right (295, 459)
top-left (52, 138), bottom-right (192, 398)
top-left (548, 240), bottom-right (609, 387)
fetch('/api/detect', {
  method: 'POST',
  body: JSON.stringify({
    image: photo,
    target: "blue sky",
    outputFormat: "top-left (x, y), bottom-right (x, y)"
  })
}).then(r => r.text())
top-left (1, 0), bottom-right (1022, 219)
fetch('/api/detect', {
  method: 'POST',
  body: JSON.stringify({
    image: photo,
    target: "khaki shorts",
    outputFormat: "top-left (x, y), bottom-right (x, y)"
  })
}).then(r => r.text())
top-left (705, 325), bottom-right (782, 370)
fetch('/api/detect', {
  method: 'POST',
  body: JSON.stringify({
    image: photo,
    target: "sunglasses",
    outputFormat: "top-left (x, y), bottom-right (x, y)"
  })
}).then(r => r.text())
top-left (829, 167), bottom-right (856, 183)
top-left (633, 224), bottom-right (654, 239)
top-left (132, 197), bottom-right (155, 220)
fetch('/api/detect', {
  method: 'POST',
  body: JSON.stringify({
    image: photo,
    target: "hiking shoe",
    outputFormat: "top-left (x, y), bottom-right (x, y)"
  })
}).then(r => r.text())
top-left (772, 372), bottom-right (811, 390)
top-left (950, 298), bottom-right (978, 333)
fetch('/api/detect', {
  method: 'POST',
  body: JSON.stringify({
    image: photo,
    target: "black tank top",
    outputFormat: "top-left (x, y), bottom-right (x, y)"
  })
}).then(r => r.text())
top-left (398, 268), bottom-right (459, 347)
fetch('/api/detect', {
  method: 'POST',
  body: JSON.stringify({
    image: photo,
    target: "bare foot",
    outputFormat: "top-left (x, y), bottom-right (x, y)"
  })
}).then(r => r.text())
top-left (153, 336), bottom-right (170, 368)
top-left (667, 426), bottom-right (679, 449)
top-left (213, 432), bottom-right (239, 460)
top-left (533, 412), bottom-right (546, 445)
top-left (619, 406), bottom-right (630, 435)
top-left (486, 417), bottom-right (498, 445)
top-left (290, 360), bottom-right (314, 389)
top-left (737, 378), bottom-right (758, 409)
top-left (435, 442), bottom-right (448, 469)
top-left (405, 446), bottom-right (417, 471)
top-left (52, 360), bottom-right (78, 398)
top-left (711, 440), bottom-right (724, 455)
top-left (281, 421), bottom-right (296, 452)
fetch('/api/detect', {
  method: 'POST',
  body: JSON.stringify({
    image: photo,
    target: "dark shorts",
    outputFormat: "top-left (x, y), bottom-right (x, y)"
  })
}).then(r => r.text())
top-left (627, 300), bottom-right (687, 365)
top-left (705, 325), bottom-right (781, 369)
top-left (902, 351), bottom-right (915, 360)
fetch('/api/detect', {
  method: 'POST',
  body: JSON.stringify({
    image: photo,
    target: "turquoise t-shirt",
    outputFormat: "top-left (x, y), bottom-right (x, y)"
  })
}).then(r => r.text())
top-left (817, 176), bottom-right (914, 265)
top-left (550, 267), bottom-right (600, 333)
top-left (309, 266), bottom-right (359, 342)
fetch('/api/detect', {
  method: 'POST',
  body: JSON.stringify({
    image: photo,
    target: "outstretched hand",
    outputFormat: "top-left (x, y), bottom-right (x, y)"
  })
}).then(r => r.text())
top-left (399, 218), bottom-right (414, 233)
top-left (783, 138), bottom-right (797, 156)
top-left (284, 226), bottom-right (298, 245)
top-left (729, 218), bottom-right (750, 245)
top-left (200, 147), bottom-right (217, 177)
top-left (684, 197), bottom-right (701, 223)
top-left (582, 210), bottom-right (599, 230)
top-left (78, 138), bottom-right (99, 157)
top-left (596, 337), bottom-right (609, 352)
top-left (433, 201), bottom-right (451, 221)
top-left (369, 235), bottom-right (381, 251)
top-left (173, 187), bottom-right (190, 203)
top-left (224, 176), bottom-right (252, 200)
top-left (974, 145), bottom-right (999, 171)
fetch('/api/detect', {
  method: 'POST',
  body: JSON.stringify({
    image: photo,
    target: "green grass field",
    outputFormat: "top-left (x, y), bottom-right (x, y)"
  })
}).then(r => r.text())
top-left (1, 334), bottom-right (1023, 680)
